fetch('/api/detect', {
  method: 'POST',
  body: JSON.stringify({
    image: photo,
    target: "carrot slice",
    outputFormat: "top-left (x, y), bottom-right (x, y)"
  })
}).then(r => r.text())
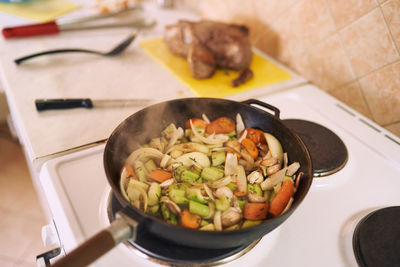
top-left (121, 165), bottom-right (137, 179)
top-left (148, 169), bottom-right (172, 183)
top-left (180, 209), bottom-right (201, 229)
top-left (241, 138), bottom-right (259, 159)
top-left (206, 117), bottom-right (235, 134)
top-left (242, 128), bottom-right (266, 145)
top-left (185, 118), bottom-right (208, 129)
top-left (244, 202), bottom-right (269, 220)
top-left (234, 190), bottom-right (248, 197)
top-left (269, 180), bottom-right (295, 217)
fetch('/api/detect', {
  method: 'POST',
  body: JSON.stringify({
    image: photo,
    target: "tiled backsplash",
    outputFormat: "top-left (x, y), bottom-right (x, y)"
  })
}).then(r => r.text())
top-left (192, 0), bottom-right (400, 137)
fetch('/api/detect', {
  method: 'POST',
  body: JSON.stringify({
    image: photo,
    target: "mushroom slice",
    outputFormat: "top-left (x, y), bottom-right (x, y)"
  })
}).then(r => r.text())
top-left (214, 186), bottom-right (234, 201)
top-left (286, 162), bottom-right (301, 176)
top-left (261, 157), bottom-right (279, 167)
top-left (160, 198), bottom-right (181, 215)
top-left (248, 192), bottom-right (267, 203)
top-left (247, 170), bottom-right (263, 184)
top-left (261, 162), bottom-right (300, 190)
top-left (266, 163), bottom-right (281, 176)
top-left (231, 195), bottom-right (242, 211)
top-left (221, 208), bottom-right (242, 227)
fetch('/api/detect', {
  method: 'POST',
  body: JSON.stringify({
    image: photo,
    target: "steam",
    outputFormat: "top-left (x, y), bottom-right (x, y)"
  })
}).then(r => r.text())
top-left (107, 98), bottom-right (234, 173)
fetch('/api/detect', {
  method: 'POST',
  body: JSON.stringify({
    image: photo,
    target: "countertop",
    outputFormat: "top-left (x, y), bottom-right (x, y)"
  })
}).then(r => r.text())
top-left (0, 1), bottom-right (306, 170)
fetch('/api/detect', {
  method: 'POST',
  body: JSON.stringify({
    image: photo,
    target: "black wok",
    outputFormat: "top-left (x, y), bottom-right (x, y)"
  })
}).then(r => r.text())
top-left (52, 98), bottom-right (313, 267)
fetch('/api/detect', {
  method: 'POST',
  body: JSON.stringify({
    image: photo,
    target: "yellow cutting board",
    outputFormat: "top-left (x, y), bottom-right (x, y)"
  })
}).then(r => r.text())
top-left (140, 38), bottom-right (292, 98)
top-left (0, 0), bottom-right (79, 22)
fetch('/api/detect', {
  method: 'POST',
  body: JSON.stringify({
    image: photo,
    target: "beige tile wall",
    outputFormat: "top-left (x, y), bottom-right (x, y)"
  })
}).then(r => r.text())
top-left (193, 0), bottom-right (400, 137)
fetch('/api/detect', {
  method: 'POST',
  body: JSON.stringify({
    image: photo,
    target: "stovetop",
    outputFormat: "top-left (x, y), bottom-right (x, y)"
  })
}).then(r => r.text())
top-left (39, 84), bottom-right (400, 267)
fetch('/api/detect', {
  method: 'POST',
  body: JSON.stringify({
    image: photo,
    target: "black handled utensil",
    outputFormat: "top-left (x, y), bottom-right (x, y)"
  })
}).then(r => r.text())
top-left (35, 98), bottom-right (154, 111)
top-left (15, 33), bottom-right (137, 65)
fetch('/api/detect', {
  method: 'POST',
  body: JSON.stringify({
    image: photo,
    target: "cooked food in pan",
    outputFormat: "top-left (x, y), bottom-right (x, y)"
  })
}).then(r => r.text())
top-left (120, 114), bottom-right (302, 231)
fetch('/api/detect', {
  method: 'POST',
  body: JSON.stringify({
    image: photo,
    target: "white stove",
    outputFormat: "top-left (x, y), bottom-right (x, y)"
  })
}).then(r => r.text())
top-left (38, 84), bottom-right (400, 267)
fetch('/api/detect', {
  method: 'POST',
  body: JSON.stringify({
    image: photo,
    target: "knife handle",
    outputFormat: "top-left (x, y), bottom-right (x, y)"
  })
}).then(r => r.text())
top-left (35, 99), bottom-right (93, 111)
top-left (2, 22), bottom-right (60, 39)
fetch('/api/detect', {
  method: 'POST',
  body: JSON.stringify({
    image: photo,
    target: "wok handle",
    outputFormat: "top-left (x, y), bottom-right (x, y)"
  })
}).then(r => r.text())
top-left (52, 216), bottom-right (136, 267)
top-left (241, 99), bottom-right (281, 119)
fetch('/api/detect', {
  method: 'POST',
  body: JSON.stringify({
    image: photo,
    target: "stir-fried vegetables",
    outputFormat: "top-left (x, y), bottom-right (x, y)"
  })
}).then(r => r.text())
top-left (120, 114), bottom-right (303, 231)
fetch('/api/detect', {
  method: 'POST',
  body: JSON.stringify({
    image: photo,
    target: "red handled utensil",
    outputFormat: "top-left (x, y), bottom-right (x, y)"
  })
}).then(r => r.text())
top-left (2, 5), bottom-right (143, 39)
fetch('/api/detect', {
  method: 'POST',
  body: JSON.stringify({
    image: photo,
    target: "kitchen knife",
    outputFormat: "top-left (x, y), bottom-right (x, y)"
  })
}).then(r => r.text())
top-left (35, 98), bottom-right (154, 111)
top-left (2, 6), bottom-right (143, 39)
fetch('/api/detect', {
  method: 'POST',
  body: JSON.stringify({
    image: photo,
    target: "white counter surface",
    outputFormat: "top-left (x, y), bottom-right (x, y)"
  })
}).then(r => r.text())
top-left (0, 2), bottom-right (306, 168)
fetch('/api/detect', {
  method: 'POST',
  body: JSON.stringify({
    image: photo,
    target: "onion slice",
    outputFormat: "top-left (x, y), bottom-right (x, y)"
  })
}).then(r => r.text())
top-left (120, 167), bottom-right (130, 201)
top-left (203, 184), bottom-right (215, 201)
top-left (166, 127), bottom-right (184, 151)
top-left (214, 211), bottom-right (222, 231)
top-left (202, 114), bottom-right (210, 124)
top-left (161, 198), bottom-right (181, 215)
top-left (160, 154), bottom-right (171, 168)
top-left (205, 202), bottom-right (215, 219)
top-left (126, 147), bottom-right (164, 166)
top-left (190, 120), bottom-right (229, 145)
top-left (160, 178), bottom-right (175, 187)
top-left (224, 152), bottom-right (238, 176)
top-left (264, 132), bottom-right (283, 162)
top-left (133, 185), bottom-right (148, 212)
top-left (282, 197), bottom-right (294, 214)
top-left (236, 165), bottom-right (247, 195)
top-left (166, 142), bottom-right (209, 154)
top-left (236, 113), bottom-right (245, 134)
top-left (237, 129), bottom-right (247, 143)
top-left (248, 192), bottom-right (267, 203)
top-left (207, 175), bottom-right (232, 189)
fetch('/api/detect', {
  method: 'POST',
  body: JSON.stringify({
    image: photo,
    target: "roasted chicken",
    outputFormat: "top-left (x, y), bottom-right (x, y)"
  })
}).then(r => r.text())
top-left (164, 20), bottom-right (253, 80)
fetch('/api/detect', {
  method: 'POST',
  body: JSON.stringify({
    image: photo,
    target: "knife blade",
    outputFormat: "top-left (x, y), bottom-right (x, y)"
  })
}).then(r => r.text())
top-left (2, 6), bottom-right (143, 39)
top-left (35, 98), bottom-right (154, 111)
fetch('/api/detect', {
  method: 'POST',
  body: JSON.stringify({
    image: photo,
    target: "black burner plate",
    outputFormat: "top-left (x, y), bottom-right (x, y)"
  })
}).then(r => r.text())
top-left (283, 119), bottom-right (348, 177)
top-left (353, 206), bottom-right (400, 267)
top-left (109, 194), bottom-right (252, 265)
